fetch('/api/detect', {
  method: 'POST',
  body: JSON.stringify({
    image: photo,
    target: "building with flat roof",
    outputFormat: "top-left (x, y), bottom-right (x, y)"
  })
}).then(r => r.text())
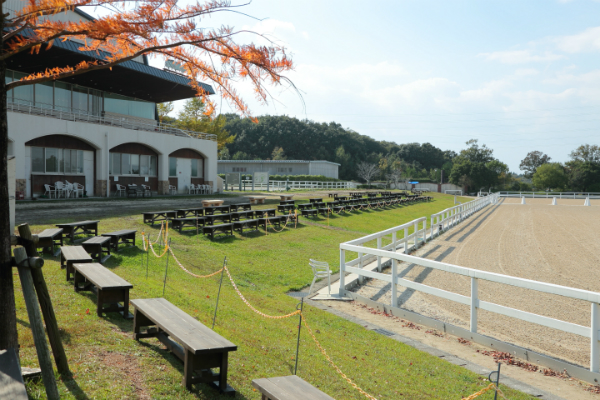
top-left (218, 160), bottom-right (340, 179)
top-left (4, 3), bottom-right (217, 198)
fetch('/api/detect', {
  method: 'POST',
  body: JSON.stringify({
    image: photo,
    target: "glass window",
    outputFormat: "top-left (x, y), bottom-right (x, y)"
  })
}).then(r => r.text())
top-left (140, 155), bottom-right (149, 175)
top-left (45, 148), bottom-right (60, 173)
top-left (149, 156), bottom-right (157, 177)
top-left (35, 82), bottom-right (53, 108)
top-left (13, 72), bottom-right (33, 105)
top-left (89, 90), bottom-right (101, 115)
top-left (111, 153), bottom-right (121, 175)
top-left (198, 159), bottom-right (203, 178)
top-left (72, 86), bottom-right (88, 113)
top-left (169, 157), bottom-right (177, 176)
top-left (122, 154), bottom-right (131, 175)
top-left (130, 154), bottom-right (140, 175)
top-left (54, 81), bottom-right (71, 112)
top-left (77, 150), bottom-right (83, 174)
top-left (31, 147), bottom-right (44, 172)
top-left (191, 159), bottom-right (198, 177)
top-left (63, 149), bottom-right (71, 173)
top-left (130, 99), bottom-right (154, 119)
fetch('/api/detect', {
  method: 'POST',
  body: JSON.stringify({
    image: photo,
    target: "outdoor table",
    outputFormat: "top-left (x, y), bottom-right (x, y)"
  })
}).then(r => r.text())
top-left (127, 185), bottom-right (139, 198)
top-left (175, 208), bottom-right (204, 218)
top-left (308, 198), bottom-right (323, 203)
top-left (248, 196), bottom-right (266, 204)
top-left (204, 205), bottom-right (231, 215)
top-left (56, 220), bottom-right (99, 242)
top-left (252, 375), bottom-right (334, 400)
top-left (280, 200), bottom-right (295, 206)
top-left (142, 211), bottom-right (177, 226)
top-left (279, 194), bottom-right (294, 201)
top-left (82, 236), bottom-right (112, 263)
top-left (229, 203), bottom-right (252, 212)
top-left (36, 228), bottom-right (63, 256)
top-left (102, 229), bottom-right (137, 251)
top-left (60, 245), bottom-right (93, 280)
top-left (202, 199), bottom-right (224, 207)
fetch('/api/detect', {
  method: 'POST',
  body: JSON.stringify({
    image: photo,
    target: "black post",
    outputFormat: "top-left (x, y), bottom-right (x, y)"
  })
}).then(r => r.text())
top-left (294, 298), bottom-right (304, 375)
top-left (488, 362), bottom-right (501, 400)
top-left (212, 257), bottom-right (227, 329)
top-left (162, 238), bottom-right (171, 297)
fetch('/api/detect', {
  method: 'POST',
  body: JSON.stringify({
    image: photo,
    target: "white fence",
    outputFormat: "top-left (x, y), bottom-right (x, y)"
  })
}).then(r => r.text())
top-left (429, 194), bottom-right (498, 238)
top-left (247, 180), bottom-right (357, 191)
top-left (499, 191), bottom-right (600, 199)
top-left (338, 193), bottom-right (600, 381)
top-left (7, 99), bottom-right (217, 141)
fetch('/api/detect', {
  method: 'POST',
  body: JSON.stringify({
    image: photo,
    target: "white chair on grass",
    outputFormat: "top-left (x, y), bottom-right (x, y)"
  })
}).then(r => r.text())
top-left (309, 259), bottom-right (332, 295)
top-left (115, 184), bottom-right (126, 197)
top-left (44, 184), bottom-right (57, 199)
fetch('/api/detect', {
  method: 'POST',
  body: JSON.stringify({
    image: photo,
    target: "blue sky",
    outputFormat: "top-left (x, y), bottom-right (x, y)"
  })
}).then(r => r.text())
top-left (174, 0), bottom-right (600, 172)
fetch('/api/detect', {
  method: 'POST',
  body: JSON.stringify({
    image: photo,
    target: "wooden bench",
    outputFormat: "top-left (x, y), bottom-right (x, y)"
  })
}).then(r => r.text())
top-left (258, 216), bottom-right (286, 229)
top-left (36, 228), bottom-right (63, 256)
top-left (233, 219), bottom-right (259, 234)
top-left (73, 263), bottom-right (133, 318)
top-left (131, 298), bottom-right (237, 394)
top-left (334, 196), bottom-right (347, 201)
top-left (82, 236), bottom-right (112, 263)
top-left (203, 223), bottom-right (233, 238)
top-left (61, 245), bottom-right (93, 281)
top-left (255, 208), bottom-right (276, 217)
top-left (277, 204), bottom-right (294, 213)
top-left (248, 196), bottom-right (266, 204)
top-left (102, 229), bottom-right (136, 251)
top-left (229, 203), bottom-right (252, 212)
top-left (175, 208), bottom-right (205, 218)
top-left (317, 207), bottom-right (331, 216)
top-left (332, 206), bottom-right (346, 214)
top-left (297, 203), bottom-right (313, 211)
top-left (171, 217), bottom-right (206, 233)
top-left (201, 199), bottom-right (224, 207)
top-left (56, 220), bottom-right (99, 242)
top-left (308, 198), bottom-right (323, 203)
top-left (280, 200), bottom-right (295, 206)
top-left (142, 210), bottom-right (177, 226)
top-left (230, 210), bottom-right (255, 221)
top-left (0, 349), bottom-right (28, 400)
top-left (279, 194), bottom-right (294, 201)
top-left (300, 209), bottom-right (318, 218)
top-left (252, 375), bottom-right (334, 400)
top-left (205, 213), bottom-right (232, 226)
top-left (204, 205), bottom-right (231, 215)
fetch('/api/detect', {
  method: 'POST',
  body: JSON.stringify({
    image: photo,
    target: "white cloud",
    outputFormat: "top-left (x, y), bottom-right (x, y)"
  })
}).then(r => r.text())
top-left (301, 31), bottom-right (310, 40)
top-left (479, 50), bottom-right (564, 64)
top-left (556, 26), bottom-right (600, 53)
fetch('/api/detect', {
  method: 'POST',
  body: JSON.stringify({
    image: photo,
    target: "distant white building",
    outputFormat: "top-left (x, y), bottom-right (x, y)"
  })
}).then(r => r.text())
top-left (218, 160), bottom-right (340, 179)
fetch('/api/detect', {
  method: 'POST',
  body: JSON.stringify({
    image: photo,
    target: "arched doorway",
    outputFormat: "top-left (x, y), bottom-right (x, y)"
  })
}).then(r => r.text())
top-left (109, 143), bottom-right (159, 193)
top-left (168, 149), bottom-right (206, 193)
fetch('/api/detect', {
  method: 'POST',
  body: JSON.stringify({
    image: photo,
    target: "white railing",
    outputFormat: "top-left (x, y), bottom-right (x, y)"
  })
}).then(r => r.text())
top-left (430, 193), bottom-right (499, 238)
top-left (7, 99), bottom-right (217, 141)
top-left (499, 191), bottom-right (600, 199)
top-left (246, 180), bottom-right (358, 191)
top-left (338, 193), bottom-right (600, 378)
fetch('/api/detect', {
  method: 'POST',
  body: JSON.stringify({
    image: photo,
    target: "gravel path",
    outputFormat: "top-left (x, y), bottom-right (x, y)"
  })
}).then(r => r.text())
top-left (346, 199), bottom-right (600, 368)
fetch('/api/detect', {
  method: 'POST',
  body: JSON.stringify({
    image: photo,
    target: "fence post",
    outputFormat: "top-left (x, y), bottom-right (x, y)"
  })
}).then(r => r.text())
top-left (339, 249), bottom-right (346, 295)
top-left (404, 227), bottom-right (409, 253)
top-left (358, 252), bottom-right (364, 284)
top-left (392, 231), bottom-right (396, 252)
top-left (470, 277), bottom-right (478, 333)
top-left (591, 303), bottom-right (600, 372)
top-left (377, 237), bottom-right (382, 272)
top-left (391, 258), bottom-right (397, 307)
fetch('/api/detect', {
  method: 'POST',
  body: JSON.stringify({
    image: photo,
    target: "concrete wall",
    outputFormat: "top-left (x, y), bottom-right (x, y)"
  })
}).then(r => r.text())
top-left (9, 111), bottom-right (218, 197)
top-left (309, 161), bottom-right (339, 179)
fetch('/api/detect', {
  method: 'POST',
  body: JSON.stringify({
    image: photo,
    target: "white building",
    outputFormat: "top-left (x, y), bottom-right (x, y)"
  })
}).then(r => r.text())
top-left (5, 5), bottom-right (218, 198)
top-left (218, 160), bottom-right (340, 179)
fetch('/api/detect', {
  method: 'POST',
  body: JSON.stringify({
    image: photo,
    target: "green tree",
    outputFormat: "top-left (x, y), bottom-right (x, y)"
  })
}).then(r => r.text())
top-left (519, 150), bottom-right (551, 179)
top-left (157, 101), bottom-right (175, 124)
top-left (449, 140), bottom-right (502, 190)
top-left (176, 98), bottom-right (235, 150)
top-left (570, 144), bottom-right (600, 164)
top-left (566, 161), bottom-right (600, 191)
top-left (532, 163), bottom-right (568, 190)
top-left (218, 147), bottom-right (231, 160)
top-left (232, 151), bottom-right (250, 160)
top-left (271, 146), bottom-right (287, 160)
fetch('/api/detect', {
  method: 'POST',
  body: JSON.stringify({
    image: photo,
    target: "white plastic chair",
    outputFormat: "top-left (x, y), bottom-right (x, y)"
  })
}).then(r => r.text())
top-left (309, 259), bottom-right (332, 295)
top-left (141, 184), bottom-right (151, 197)
top-left (205, 184), bottom-right (212, 195)
top-left (188, 184), bottom-right (197, 194)
top-left (55, 181), bottom-right (67, 198)
top-left (115, 184), bottom-right (126, 197)
top-left (169, 185), bottom-right (177, 195)
top-left (44, 184), bottom-right (57, 199)
top-left (72, 182), bottom-right (84, 198)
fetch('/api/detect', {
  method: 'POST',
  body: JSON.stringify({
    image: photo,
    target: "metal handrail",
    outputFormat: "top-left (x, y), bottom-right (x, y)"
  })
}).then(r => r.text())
top-left (7, 99), bottom-right (217, 142)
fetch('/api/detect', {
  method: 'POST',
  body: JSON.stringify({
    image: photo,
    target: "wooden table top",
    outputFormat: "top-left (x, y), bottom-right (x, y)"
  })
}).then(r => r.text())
top-left (142, 211), bottom-right (176, 215)
top-left (252, 375), bottom-right (334, 400)
top-left (202, 200), bottom-right (224, 206)
top-left (102, 229), bottom-right (137, 236)
top-left (38, 228), bottom-right (63, 238)
top-left (73, 263), bottom-right (133, 290)
top-left (131, 298), bottom-right (237, 355)
top-left (61, 246), bottom-right (92, 260)
top-left (83, 236), bottom-right (111, 245)
top-left (56, 220), bottom-right (99, 227)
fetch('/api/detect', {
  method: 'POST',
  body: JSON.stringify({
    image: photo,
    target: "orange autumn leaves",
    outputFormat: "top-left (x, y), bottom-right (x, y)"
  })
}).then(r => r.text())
top-left (2, 0), bottom-right (294, 119)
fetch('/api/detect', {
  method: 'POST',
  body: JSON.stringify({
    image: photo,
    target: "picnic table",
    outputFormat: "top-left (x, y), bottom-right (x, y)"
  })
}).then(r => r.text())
top-left (73, 263), bottom-right (133, 318)
top-left (252, 375), bottom-right (334, 400)
top-left (132, 298), bottom-right (237, 393)
top-left (279, 194), bottom-right (294, 201)
top-left (61, 245), bottom-right (93, 281)
top-left (175, 208), bottom-right (205, 218)
top-left (171, 217), bottom-right (206, 233)
top-left (204, 205), bottom-right (231, 215)
top-left (142, 210), bottom-right (177, 226)
top-left (248, 196), bottom-right (266, 205)
top-left (102, 230), bottom-right (136, 251)
top-left (37, 228), bottom-right (63, 255)
top-left (0, 349), bottom-right (28, 400)
top-left (55, 220), bottom-right (99, 241)
top-left (201, 199), bottom-right (224, 207)
top-left (82, 236), bottom-right (112, 263)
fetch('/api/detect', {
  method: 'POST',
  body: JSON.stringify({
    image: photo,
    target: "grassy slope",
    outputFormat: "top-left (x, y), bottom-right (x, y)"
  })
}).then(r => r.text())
top-left (17, 193), bottom-right (534, 399)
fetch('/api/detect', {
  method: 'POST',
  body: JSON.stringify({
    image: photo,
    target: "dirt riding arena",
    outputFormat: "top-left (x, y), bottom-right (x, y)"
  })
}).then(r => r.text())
top-left (345, 198), bottom-right (600, 368)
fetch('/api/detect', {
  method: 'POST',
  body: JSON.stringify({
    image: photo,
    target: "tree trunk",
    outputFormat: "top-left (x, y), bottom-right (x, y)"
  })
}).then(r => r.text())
top-left (0, 11), bottom-right (19, 351)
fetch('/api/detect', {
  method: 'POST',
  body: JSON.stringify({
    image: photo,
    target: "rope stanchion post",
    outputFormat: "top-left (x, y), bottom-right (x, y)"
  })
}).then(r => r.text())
top-left (146, 234), bottom-right (150, 277)
top-left (162, 238), bottom-right (171, 297)
top-left (489, 363), bottom-right (501, 400)
top-left (212, 257), bottom-right (227, 329)
top-left (294, 297), bottom-right (304, 375)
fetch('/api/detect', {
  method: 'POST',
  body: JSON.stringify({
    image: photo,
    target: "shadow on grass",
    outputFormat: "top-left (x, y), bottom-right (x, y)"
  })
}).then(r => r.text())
top-left (62, 376), bottom-right (92, 400)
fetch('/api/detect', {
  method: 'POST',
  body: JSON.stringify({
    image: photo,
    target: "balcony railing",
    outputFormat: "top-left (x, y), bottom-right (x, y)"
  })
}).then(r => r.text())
top-left (7, 99), bottom-right (217, 142)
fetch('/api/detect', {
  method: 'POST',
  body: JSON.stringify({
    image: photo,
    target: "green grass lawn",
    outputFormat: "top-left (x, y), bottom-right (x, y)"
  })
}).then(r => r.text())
top-left (16, 193), bottom-right (535, 399)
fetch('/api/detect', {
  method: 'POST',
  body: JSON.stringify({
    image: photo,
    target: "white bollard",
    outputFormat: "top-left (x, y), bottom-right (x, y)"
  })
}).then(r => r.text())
top-left (585, 197), bottom-right (591, 206)
top-left (521, 196), bottom-right (526, 205)
top-left (552, 197), bottom-right (557, 206)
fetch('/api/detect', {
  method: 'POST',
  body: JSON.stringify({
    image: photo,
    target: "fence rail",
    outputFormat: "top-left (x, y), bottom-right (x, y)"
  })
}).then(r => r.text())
top-left (338, 192), bottom-right (600, 379)
top-left (235, 180), bottom-right (358, 191)
top-left (499, 191), bottom-right (600, 199)
top-left (7, 99), bottom-right (217, 142)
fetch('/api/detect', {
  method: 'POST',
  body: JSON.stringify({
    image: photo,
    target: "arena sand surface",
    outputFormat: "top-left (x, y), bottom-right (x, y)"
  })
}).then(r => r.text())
top-left (327, 198), bottom-right (600, 398)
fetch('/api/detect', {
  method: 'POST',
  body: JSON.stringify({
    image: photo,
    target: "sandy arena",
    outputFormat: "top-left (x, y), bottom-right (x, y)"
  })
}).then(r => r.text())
top-left (341, 198), bottom-right (600, 368)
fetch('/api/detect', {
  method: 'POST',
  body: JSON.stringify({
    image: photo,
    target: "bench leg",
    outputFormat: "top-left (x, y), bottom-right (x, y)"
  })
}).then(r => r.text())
top-left (219, 352), bottom-right (228, 393)
top-left (97, 290), bottom-right (104, 317)
top-left (184, 349), bottom-right (194, 390)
